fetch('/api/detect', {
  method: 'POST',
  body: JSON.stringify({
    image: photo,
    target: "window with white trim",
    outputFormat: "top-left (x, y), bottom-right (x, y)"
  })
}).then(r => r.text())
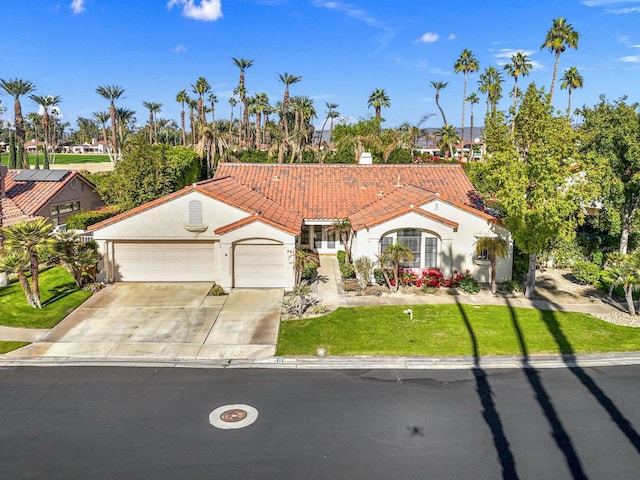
top-left (381, 230), bottom-right (439, 269)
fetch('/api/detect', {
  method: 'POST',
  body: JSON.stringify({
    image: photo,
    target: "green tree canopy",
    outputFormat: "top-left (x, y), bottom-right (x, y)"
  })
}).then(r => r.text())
top-left (96, 136), bottom-right (202, 210)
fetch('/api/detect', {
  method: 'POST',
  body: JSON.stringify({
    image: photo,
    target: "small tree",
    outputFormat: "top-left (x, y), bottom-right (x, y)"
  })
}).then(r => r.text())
top-left (294, 249), bottom-right (317, 286)
top-left (475, 235), bottom-right (508, 294)
top-left (354, 256), bottom-right (374, 289)
top-left (52, 231), bottom-right (101, 287)
top-left (601, 252), bottom-right (640, 315)
top-left (1, 218), bottom-right (54, 308)
top-left (328, 218), bottom-right (352, 264)
top-left (0, 251), bottom-right (36, 307)
top-left (380, 243), bottom-right (415, 292)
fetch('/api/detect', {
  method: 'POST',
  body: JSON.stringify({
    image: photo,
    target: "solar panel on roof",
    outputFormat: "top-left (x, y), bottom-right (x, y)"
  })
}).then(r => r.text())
top-left (12, 169), bottom-right (70, 182)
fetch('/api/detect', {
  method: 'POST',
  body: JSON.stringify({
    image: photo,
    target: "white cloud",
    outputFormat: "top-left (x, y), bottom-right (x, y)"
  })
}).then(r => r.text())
top-left (419, 32), bottom-right (439, 43)
top-left (619, 54), bottom-right (640, 62)
top-left (167, 0), bottom-right (223, 21)
top-left (70, 0), bottom-right (85, 14)
top-left (582, 0), bottom-right (640, 6)
top-left (312, 1), bottom-right (388, 29)
top-left (173, 44), bottom-right (187, 53)
top-left (447, 33), bottom-right (456, 41)
top-left (493, 48), bottom-right (535, 60)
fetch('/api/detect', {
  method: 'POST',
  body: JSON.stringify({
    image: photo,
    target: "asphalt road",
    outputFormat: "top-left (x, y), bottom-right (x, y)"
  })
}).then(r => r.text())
top-left (1, 366), bottom-right (639, 479)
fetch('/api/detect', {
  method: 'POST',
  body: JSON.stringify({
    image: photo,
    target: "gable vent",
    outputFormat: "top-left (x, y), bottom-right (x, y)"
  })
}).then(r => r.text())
top-left (188, 200), bottom-right (203, 225)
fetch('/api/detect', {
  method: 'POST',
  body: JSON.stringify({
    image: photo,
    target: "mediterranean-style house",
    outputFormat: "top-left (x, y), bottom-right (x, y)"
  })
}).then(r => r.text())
top-left (88, 162), bottom-right (512, 290)
top-left (0, 166), bottom-right (104, 227)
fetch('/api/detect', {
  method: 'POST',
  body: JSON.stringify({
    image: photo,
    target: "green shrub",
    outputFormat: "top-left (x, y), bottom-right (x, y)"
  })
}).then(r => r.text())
top-left (501, 278), bottom-right (522, 293)
top-left (65, 205), bottom-right (122, 230)
top-left (386, 148), bottom-right (413, 164)
top-left (541, 238), bottom-right (585, 268)
top-left (340, 262), bottom-right (356, 279)
top-left (571, 261), bottom-right (601, 285)
top-left (373, 269), bottom-right (386, 286)
top-left (301, 261), bottom-right (318, 281)
top-left (457, 276), bottom-right (480, 294)
top-left (337, 250), bottom-right (346, 265)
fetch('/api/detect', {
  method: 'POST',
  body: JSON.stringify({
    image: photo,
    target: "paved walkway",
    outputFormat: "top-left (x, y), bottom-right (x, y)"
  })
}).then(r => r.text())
top-left (1, 257), bottom-right (638, 369)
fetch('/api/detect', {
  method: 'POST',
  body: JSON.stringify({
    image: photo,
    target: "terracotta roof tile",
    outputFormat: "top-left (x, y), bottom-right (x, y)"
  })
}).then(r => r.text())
top-left (3, 169), bottom-right (77, 216)
top-left (214, 164), bottom-right (483, 219)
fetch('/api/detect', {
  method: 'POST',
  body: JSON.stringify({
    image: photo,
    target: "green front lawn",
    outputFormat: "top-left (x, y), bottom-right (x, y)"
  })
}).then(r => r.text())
top-left (0, 341), bottom-right (29, 354)
top-left (1, 153), bottom-right (111, 165)
top-left (277, 304), bottom-right (640, 357)
top-left (0, 266), bottom-right (92, 329)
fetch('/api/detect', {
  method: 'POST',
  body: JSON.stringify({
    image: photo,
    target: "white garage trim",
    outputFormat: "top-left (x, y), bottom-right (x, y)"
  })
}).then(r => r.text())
top-left (233, 241), bottom-right (286, 288)
top-left (114, 241), bottom-right (216, 282)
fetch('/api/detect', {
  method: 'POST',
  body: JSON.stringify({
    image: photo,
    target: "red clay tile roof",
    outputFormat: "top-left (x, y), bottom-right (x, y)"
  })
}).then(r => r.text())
top-left (3, 169), bottom-right (75, 216)
top-left (88, 176), bottom-right (303, 235)
top-left (0, 197), bottom-right (42, 227)
top-left (350, 185), bottom-right (459, 231)
top-left (214, 164), bottom-right (482, 219)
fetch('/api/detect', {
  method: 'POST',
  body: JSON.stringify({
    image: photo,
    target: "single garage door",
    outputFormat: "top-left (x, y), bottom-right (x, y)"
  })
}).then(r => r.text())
top-left (234, 243), bottom-right (286, 288)
top-left (114, 242), bottom-right (216, 282)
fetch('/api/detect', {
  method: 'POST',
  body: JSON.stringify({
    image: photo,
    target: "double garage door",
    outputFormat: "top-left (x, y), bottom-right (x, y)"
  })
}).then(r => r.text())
top-left (114, 242), bottom-right (216, 282)
top-left (113, 241), bottom-right (287, 287)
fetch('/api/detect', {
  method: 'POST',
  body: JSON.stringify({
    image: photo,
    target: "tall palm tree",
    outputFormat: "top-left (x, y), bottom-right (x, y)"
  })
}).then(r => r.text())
top-left (232, 58), bottom-right (254, 142)
top-left (277, 72), bottom-right (302, 143)
top-left (1, 78), bottom-right (36, 169)
top-left (475, 235), bottom-right (508, 294)
top-left (328, 218), bottom-right (353, 264)
top-left (188, 98), bottom-right (198, 145)
top-left (93, 111), bottom-right (110, 144)
top-left (207, 92), bottom-right (218, 122)
top-left (30, 94), bottom-right (61, 169)
top-left (96, 84), bottom-right (125, 155)
top-left (228, 97), bottom-right (237, 143)
top-left (115, 107), bottom-right (135, 149)
top-left (318, 102), bottom-right (338, 147)
top-left (252, 92), bottom-right (270, 149)
top-left (1, 218), bottom-right (54, 308)
top-left (560, 66), bottom-right (584, 119)
top-left (477, 66), bottom-right (504, 116)
top-left (367, 88), bottom-right (391, 123)
top-left (142, 101), bottom-right (162, 143)
top-left (466, 92), bottom-right (480, 154)
top-left (541, 17), bottom-right (580, 102)
top-left (454, 49), bottom-right (480, 144)
top-left (191, 77), bottom-right (211, 124)
top-left (430, 81), bottom-right (449, 125)
top-left (503, 51), bottom-right (532, 132)
top-left (176, 90), bottom-right (189, 146)
top-left (435, 124), bottom-right (460, 158)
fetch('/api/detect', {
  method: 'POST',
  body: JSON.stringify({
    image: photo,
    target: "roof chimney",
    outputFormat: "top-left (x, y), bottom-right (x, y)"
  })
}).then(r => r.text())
top-left (359, 152), bottom-right (373, 165)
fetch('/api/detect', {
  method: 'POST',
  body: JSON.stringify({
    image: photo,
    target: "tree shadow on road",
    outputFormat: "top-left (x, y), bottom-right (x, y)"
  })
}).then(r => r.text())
top-left (454, 297), bottom-right (519, 479)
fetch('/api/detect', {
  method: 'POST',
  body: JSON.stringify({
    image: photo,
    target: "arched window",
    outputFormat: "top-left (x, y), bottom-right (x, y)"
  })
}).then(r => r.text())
top-left (188, 200), bottom-right (203, 225)
top-left (381, 229), bottom-right (439, 269)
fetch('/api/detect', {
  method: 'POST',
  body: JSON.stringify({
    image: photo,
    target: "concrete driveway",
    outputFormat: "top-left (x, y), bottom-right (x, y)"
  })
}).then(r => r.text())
top-left (9, 283), bottom-right (283, 361)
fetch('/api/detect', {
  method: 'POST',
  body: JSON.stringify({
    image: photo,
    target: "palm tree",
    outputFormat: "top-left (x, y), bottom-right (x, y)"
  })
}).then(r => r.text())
top-left (188, 98), bottom-right (198, 145)
top-left (52, 231), bottom-right (101, 287)
top-left (436, 124), bottom-right (459, 158)
top-left (1, 218), bottom-right (54, 308)
top-left (318, 102), bottom-right (338, 147)
top-left (191, 77), bottom-right (211, 124)
top-left (277, 72), bottom-right (302, 146)
top-left (466, 92), bottom-right (480, 152)
top-left (430, 81), bottom-right (449, 125)
top-left (477, 66), bottom-right (504, 115)
top-left (475, 235), bottom-right (508, 294)
top-left (176, 90), bottom-right (189, 146)
top-left (142, 101), bottom-right (162, 143)
top-left (232, 58), bottom-right (254, 141)
top-left (252, 92), bottom-right (270, 149)
top-left (380, 242), bottom-right (415, 292)
top-left (0, 252), bottom-right (33, 304)
top-left (559, 66), bottom-right (584, 119)
top-left (93, 111), bottom-right (110, 144)
top-left (367, 88), bottom-right (391, 123)
top-left (207, 93), bottom-right (218, 122)
top-left (541, 17), bottom-right (580, 102)
top-left (115, 107), bottom-right (135, 149)
top-left (30, 94), bottom-right (61, 169)
top-left (602, 253), bottom-right (640, 315)
top-left (1, 78), bottom-right (36, 169)
top-left (96, 84), bottom-right (125, 155)
top-left (503, 51), bottom-right (532, 132)
top-left (454, 49), bottom-right (480, 145)
top-left (329, 218), bottom-right (353, 264)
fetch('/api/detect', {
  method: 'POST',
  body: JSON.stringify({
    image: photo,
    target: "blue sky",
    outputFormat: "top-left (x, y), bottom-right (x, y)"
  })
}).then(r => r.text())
top-left (2, 0), bottom-right (640, 133)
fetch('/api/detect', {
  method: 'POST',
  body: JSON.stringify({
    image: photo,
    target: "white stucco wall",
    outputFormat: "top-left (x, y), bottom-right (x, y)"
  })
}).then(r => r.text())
top-left (352, 200), bottom-right (512, 282)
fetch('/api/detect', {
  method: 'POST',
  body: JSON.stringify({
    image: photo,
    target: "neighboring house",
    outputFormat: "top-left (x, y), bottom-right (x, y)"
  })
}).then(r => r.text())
top-left (0, 167), bottom-right (104, 227)
top-left (71, 140), bottom-right (108, 154)
top-left (89, 163), bottom-right (511, 289)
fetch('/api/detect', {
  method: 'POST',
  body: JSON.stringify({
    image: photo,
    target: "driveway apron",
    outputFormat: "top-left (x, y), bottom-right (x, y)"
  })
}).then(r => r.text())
top-left (4, 284), bottom-right (283, 361)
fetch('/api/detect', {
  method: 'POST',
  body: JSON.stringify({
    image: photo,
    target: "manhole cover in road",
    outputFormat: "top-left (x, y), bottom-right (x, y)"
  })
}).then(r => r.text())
top-left (209, 404), bottom-right (258, 429)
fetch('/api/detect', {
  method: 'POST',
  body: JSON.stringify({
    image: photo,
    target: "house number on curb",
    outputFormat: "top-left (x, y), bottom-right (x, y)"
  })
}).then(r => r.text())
top-left (209, 404), bottom-right (258, 429)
